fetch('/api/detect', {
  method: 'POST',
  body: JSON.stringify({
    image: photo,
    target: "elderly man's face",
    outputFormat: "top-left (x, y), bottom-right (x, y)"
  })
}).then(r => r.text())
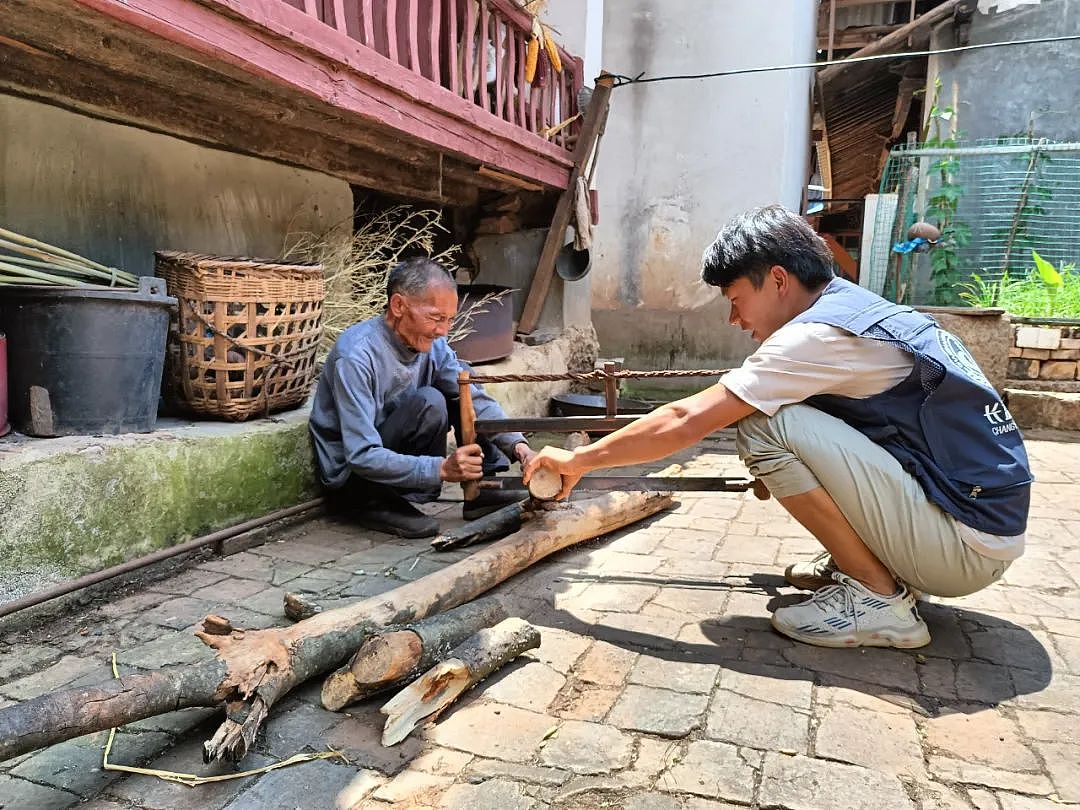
top-left (388, 285), bottom-right (459, 353)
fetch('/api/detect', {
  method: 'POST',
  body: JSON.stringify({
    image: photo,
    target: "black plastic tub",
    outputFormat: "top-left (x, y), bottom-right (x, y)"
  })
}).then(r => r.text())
top-left (0, 278), bottom-right (176, 436)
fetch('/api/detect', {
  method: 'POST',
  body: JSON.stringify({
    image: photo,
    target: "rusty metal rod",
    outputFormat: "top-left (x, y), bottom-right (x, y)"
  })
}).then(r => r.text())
top-left (0, 499), bottom-right (325, 620)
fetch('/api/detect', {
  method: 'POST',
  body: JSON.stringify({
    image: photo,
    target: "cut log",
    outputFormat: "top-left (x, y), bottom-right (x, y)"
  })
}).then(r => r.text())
top-left (0, 490), bottom-right (672, 762)
top-left (320, 597), bottom-right (507, 711)
top-left (283, 592), bottom-right (322, 622)
top-left (430, 501), bottom-right (531, 551)
top-left (527, 467), bottom-right (563, 501)
top-left (380, 617), bottom-right (541, 746)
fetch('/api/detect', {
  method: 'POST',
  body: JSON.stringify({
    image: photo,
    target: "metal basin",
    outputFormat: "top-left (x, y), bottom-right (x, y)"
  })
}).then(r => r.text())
top-left (550, 392), bottom-right (654, 417)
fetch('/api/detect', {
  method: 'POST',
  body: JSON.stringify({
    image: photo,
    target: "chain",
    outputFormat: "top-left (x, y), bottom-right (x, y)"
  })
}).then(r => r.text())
top-left (466, 368), bottom-right (732, 384)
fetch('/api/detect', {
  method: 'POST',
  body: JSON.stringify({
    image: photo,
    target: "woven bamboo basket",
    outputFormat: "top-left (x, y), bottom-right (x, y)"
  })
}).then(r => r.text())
top-left (156, 252), bottom-right (324, 421)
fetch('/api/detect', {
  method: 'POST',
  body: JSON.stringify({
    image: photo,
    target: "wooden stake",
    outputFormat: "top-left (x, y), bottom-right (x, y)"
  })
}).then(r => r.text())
top-left (380, 617), bottom-right (541, 745)
top-left (458, 371), bottom-right (479, 503)
top-left (431, 502), bottom-right (531, 551)
top-left (320, 597), bottom-right (507, 711)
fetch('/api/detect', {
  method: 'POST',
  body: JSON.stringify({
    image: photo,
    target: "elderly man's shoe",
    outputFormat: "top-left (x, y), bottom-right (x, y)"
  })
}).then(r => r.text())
top-left (356, 494), bottom-right (439, 539)
top-left (462, 489), bottom-right (526, 521)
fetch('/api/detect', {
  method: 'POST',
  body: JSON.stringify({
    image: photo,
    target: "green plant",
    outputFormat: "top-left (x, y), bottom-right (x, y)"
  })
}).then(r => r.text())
top-left (922, 79), bottom-right (971, 306)
top-left (957, 251), bottom-right (1080, 318)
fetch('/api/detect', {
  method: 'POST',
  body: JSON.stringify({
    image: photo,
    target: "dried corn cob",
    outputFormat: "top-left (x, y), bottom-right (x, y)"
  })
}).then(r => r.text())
top-left (543, 27), bottom-right (562, 74)
top-left (525, 35), bottom-right (540, 84)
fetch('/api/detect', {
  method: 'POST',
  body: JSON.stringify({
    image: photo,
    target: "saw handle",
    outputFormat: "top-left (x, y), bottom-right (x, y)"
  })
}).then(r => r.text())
top-left (458, 372), bottom-right (479, 502)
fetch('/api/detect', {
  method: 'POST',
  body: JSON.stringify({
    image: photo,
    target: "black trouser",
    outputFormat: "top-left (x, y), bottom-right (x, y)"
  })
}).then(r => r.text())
top-left (328, 386), bottom-right (509, 509)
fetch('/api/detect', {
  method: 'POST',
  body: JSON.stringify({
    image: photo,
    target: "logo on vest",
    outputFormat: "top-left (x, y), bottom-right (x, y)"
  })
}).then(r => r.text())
top-left (984, 402), bottom-right (1018, 435)
top-left (937, 330), bottom-right (993, 389)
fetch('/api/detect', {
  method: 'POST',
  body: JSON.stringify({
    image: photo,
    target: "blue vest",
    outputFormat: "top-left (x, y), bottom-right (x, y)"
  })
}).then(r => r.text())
top-left (789, 278), bottom-right (1032, 536)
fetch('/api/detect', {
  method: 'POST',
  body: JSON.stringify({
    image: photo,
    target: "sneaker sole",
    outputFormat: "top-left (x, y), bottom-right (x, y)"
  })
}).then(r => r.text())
top-left (770, 615), bottom-right (931, 649)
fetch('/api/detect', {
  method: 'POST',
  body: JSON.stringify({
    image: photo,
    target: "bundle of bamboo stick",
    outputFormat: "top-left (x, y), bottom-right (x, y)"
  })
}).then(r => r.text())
top-left (0, 227), bottom-right (137, 288)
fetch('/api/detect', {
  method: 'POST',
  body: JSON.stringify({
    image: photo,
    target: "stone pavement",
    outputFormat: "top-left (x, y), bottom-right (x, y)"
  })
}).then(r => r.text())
top-left (2, 429), bottom-right (1080, 809)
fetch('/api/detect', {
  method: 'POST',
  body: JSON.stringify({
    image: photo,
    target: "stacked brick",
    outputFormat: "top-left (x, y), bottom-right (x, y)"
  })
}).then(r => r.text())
top-left (1008, 325), bottom-right (1080, 380)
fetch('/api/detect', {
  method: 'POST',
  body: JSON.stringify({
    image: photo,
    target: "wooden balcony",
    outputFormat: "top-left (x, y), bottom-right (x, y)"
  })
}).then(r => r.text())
top-left (0, 0), bottom-right (585, 206)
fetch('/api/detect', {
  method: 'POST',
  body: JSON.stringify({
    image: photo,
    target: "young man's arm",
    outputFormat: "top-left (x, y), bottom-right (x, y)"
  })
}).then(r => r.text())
top-left (523, 383), bottom-right (756, 499)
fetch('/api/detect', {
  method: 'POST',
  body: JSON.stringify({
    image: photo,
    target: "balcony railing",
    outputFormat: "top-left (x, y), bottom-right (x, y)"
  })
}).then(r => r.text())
top-left (276, 0), bottom-right (583, 152)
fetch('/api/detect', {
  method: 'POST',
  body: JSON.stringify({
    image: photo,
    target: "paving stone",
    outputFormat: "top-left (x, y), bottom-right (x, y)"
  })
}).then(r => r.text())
top-left (554, 684), bottom-right (620, 722)
top-left (718, 663), bottom-right (814, 710)
top-left (408, 747), bottom-right (473, 776)
top-left (968, 625), bottom-right (1052, 672)
top-left (556, 582), bottom-right (660, 613)
top-left (190, 576), bottom-right (268, 603)
top-left (539, 720), bottom-right (633, 774)
top-left (11, 730), bottom-right (171, 797)
top-left (370, 769), bottom-right (453, 804)
top-left (1010, 669), bottom-right (1080, 714)
top-left (588, 612), bottom-right (686, 651)
top-left (757, 752), bottom-right (914, 810)
top-left (605, 527), bottom-right (670, 555)
top-left (105, 736), bottom-right (274, 810)
top-left (910, 780), bottom-right (976, 810)
top-left (627, 655), bottom-right (720, 694)
top-left (574, 640), bottom-right (638, 686)
top-left (439, 778), bottom-right (537, 810)
top-left (0, 774), bottom-right (80, 809)
top-left (782, 645), bottom-right (919, 693)
top-left (1015, 709), bottom-right (1080, 745)
top-left (588, 550), bottom-right (664, 575)
top-left (240, 587), bottom-right (291, 618)
top-left (714, 533), bottom-right (782, 566)
top-left (531, 626), bottom-right (591, 674)
top-left (323, 705), bottom-right (425, 775)
top-left (656, 740), bottom-right (759, 803)
top-left (1030, 740), bottom-right (1080, 802)
top-left (247, 540), bottom-right (346, 566)
top-left (608, 685), bottom-right (708, 737)
top-left (648, 583), bottom-right (728, 618)
top-left (152, 567), bottom-right (231, 596)
top-left (918, 657), bottom-right (958, 700)
top-left (621, 736), bottom-right (681, 787)
top-left (429, 702), bottom-right (552, 762)
top-left (116, 629), bottom-right (215, 669)
top-left (927, 756), bottom-right (1053, 795)
top-left (0, 644), bottom-right (60, 683)
top-left (705, 689), bottom-right (810, 753)
top-left (127, 707), bottom-right (218, 736)
top-left (198, 553), bottom-right (313, 585)
top-left (956, 661), bottom-right (1015, 703)
top-left (813, 701), bottom-right (925, 778)
top-left (258, 701), bottom-right (344, 759)
top-left (0, 655), bottom-right (101, 700)
top-left (481, 659), bottom-right (566, 713)
top-left (222, 758), bottom-right (359, 809)
top-left (468, 758), bottom-right (570, 786)
top-left (335, 769), bottom-right (386, 808)
top-left (922, 707), bottom-right (1039, 771)
top-left (140, 596), bottom-right (216, 630)
top-left (996, 794), bottom-right (1076, 810)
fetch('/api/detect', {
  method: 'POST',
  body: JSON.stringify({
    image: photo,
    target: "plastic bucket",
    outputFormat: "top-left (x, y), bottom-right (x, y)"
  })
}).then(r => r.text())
top-left (0, 278), bottom-right (176, 436)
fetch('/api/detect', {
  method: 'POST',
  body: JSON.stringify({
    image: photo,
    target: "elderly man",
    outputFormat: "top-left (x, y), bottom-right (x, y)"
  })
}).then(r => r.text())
top-left (310, 257), bottom-right (533, 538)
top-left (525, 205), bottom-right (1031, 649)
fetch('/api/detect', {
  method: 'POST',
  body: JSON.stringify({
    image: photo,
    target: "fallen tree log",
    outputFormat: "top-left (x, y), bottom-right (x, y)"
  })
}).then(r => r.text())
top-left (380, 617), bottom-right (541, 746)
top-left (321, 597), bottom-right (507, 711)
top-left (0, 489), bottom-right (672, 763)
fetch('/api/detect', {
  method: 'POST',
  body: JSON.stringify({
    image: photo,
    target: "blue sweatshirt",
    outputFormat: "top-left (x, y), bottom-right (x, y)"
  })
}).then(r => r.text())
top-left (309, 317), bottom-right (526, 491)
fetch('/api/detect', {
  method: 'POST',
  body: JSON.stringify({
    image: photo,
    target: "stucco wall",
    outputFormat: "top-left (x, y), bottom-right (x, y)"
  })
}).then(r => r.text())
top-left (0, 94), bottom-right (352, 278)
top-left (929, 0), bottom-right (1080, 142)
top-left (590, 0), bottom-right (817, 373)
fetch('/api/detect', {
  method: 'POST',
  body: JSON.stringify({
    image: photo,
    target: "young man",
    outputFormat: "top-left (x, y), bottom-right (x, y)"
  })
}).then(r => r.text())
top-left (524, 205), bottom-right (1031, 649)
top-left (310, 257), bottom-right (533, 539)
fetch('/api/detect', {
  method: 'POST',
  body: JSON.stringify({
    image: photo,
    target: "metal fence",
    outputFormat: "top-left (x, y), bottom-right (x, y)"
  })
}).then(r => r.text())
top-left (865, 138), bottom-right (1080, 305)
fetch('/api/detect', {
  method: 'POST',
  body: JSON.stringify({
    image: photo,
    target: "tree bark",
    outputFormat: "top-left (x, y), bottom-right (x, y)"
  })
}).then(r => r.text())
top-left (430, 502), bottom-right (532, 551)
top-left (0, 490), bottom-right (672, 763)
top-left (320, 597), bottom-right (507, 711)
top-left (380, 617), bottom-right (541, 746)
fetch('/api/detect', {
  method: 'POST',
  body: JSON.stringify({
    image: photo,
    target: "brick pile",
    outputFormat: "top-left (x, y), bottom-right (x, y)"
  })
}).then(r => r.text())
top-left (1008, 325), bottom-right (1080, 381)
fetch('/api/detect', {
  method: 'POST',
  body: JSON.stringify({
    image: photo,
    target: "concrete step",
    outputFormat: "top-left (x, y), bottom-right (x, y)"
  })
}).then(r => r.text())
top-left (1005, 388), bottom-right (1080, 431)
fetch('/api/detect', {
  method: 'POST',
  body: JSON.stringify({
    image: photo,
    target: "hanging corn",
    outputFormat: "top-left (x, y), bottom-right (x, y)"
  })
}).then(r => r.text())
top-left (525, 35), bottom-right (540, 84)
top-left (543, 27), bottom-right (562, 74)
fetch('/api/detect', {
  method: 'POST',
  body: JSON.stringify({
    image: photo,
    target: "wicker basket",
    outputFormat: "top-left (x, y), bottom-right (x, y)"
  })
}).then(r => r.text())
top-left (156, 252), bottom-right (324, 421)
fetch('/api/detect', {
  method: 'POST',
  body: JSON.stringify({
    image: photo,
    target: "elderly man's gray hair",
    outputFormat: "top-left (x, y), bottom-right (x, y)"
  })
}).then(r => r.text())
top-left (386, 257), bottom-right (456, 302)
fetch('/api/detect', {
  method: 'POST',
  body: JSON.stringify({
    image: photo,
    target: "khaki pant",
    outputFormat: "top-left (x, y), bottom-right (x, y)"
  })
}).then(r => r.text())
top-left (735, 404), bottom-right (1009, 597)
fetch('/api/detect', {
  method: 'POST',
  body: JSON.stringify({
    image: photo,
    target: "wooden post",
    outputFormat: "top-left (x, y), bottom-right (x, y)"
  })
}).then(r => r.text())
top-left (458, 371), bottom-right (479, 501)
top-left (603, 361), bottom-right (617, 419)
top-left (827, 0), bottom-right (836, 62)
top-left (517, 75), bottom-right (613, 336)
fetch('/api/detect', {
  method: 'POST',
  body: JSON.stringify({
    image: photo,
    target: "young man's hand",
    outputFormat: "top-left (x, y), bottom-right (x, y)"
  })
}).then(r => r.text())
top-left (440, 445), bottom-right (484, 482)
top-left (523, 446), bottom-right (584, 500)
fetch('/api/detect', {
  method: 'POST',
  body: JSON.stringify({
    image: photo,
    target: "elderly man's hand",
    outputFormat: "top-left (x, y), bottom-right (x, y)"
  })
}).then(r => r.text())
top-left (522, 446), bottom-right (585, 501)
top-left (514, 441), bottom-right (536, 468)
top-left (440, 445), bottom-right (484, 482)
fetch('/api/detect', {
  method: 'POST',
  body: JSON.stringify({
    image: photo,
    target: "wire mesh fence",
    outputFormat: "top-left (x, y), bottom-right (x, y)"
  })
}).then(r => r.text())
top-left (866, 138), bottom-right (1080, 305)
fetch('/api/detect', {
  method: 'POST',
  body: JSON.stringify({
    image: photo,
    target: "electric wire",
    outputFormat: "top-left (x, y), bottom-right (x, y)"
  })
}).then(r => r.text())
top-left (608, 33), bottom-right (1080, 87)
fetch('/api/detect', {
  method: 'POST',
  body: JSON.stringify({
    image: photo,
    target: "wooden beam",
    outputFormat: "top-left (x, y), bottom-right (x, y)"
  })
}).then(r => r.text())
top-left (517, 76), bottom-right (613, 335)
top-left (819, 0), bottom-right (959, 82)
top-left (69, 0), bottom-right (573, 188)
top-left (818, 25), bottom-right (904, 52)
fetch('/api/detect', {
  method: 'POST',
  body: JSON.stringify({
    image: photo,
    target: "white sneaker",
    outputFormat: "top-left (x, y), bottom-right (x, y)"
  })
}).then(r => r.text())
top-left (784, 551), bottom-right (838, 591)
top-left (770, 572), bottom-right (931, 649)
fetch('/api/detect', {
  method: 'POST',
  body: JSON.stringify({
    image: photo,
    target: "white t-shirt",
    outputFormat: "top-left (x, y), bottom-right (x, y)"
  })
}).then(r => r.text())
top-left (721, 322), bottom-right (1024, 561)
